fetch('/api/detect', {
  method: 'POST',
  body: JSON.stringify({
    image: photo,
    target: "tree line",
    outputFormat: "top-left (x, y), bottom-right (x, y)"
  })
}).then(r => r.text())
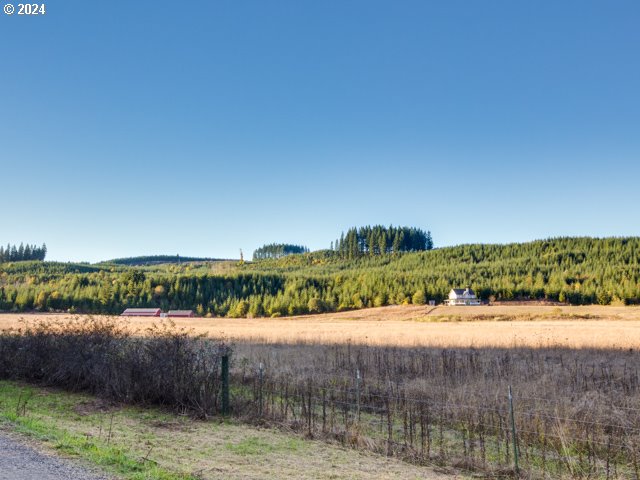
top-left (103, 255), bottom-right (219, 266)
top-left (253, 243), bottom-right (309, 260)
top-left (333, 225), bottom-right (433, 258)
top-left (0, 243), bottom-right (47, 263)
top-left (3, 237), bottom-right (639, 316)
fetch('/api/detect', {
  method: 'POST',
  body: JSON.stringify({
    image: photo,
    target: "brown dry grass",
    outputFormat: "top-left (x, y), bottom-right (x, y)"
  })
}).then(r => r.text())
top-left (3, 304), bottom-right (640, 349)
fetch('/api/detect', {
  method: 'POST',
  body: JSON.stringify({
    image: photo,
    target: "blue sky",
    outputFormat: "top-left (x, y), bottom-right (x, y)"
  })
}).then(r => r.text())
top-left (1, 1), bottom-right (639, 262)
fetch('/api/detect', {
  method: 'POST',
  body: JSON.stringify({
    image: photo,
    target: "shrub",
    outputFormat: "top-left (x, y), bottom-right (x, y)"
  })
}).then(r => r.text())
top-left (0, 316), bottom-right (229, 418)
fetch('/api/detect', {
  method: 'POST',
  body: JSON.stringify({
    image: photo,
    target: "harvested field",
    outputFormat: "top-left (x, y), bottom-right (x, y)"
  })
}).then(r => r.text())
top-left (2, 305), bottom-right (640, 348)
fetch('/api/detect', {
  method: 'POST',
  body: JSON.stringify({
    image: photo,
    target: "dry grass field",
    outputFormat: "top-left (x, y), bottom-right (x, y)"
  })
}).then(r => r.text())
top-left (2, 304), bottom-right (640, 348)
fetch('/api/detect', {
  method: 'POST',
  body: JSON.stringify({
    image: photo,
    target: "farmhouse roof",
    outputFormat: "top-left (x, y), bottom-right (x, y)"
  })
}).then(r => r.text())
top-left (451, 288), bottom-right (476, 296)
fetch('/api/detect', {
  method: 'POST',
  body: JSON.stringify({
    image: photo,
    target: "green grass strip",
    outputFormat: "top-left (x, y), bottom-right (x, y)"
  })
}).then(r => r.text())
top-left (0, 381), bottom-right (197, 480)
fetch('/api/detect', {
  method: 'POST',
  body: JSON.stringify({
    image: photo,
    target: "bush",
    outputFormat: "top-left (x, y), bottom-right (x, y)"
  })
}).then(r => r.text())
top-left (0, 316), bottom-right (229, 418)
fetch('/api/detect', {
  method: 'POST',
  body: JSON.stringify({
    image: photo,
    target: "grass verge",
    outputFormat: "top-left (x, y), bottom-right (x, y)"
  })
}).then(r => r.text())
top-left (0, 381), bottom-right (456, 480)
top-left (0, 382), bottom-right (195, 480)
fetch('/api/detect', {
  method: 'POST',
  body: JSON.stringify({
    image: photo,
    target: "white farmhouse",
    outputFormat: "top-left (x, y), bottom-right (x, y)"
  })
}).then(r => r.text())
top-left (445, 287), bottom-right (481, 306)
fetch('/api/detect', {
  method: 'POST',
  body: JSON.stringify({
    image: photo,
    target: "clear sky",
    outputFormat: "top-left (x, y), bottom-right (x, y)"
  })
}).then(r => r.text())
top-left (2, 1), bottom-right (639, 262)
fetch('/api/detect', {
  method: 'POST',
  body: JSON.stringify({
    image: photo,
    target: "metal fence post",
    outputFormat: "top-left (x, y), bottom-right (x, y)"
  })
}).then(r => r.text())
top-left (221, 352), bottom-right (230, 415)
top-left (508, 385), bottom-right (520, 475)
top-left (258, 362), bottom-right (264, 417)
top-left (356, 369), bottom-right (361, 422)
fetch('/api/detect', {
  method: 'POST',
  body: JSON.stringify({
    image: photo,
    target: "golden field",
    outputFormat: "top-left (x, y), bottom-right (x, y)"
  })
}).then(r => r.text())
top-left (2, 304), bottom-right (640, 349)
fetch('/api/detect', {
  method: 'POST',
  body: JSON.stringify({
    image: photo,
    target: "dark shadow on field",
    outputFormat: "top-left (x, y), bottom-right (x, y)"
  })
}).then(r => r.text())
top-left (231, 341), bottom-right (640, 478)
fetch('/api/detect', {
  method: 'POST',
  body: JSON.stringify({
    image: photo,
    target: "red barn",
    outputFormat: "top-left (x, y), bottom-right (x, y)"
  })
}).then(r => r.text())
top-left (121, 308), bottom-right (162, 317)
top-left (168, 310), bottom-right (195, 318)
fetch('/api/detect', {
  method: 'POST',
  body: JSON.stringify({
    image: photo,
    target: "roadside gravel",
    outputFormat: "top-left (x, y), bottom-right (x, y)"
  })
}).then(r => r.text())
top-left (0, 427), bottom-right (113, 480)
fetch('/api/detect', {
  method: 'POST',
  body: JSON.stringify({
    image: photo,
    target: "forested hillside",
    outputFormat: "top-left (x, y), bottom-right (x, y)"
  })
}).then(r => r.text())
top-left (0, 237), bottom-right (639, 316)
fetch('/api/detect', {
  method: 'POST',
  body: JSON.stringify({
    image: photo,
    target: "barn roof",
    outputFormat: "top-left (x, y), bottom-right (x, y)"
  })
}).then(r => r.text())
top-left (168, 310), bottom-right (194, 315)
top-left (121, 308), bottom-right (161, 314)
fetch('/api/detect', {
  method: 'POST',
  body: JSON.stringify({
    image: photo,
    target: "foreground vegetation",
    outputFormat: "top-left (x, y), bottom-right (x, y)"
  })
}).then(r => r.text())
top-left (1, 237), bottom-right (640, 316)
top-left (0, 317), bottom-right (227, 418)
top-left (233, 341), bottom-right (640, 479)
top-left (0, 382), bottom-right (191, 480)
top-left (1, 317), bottom-right (640, 478)
top-left (0, 382), bottom-right (443, 480)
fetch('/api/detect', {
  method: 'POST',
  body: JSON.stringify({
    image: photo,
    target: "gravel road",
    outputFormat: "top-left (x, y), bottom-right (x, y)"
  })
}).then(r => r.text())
top-left (0, 428), bottom-right (113, 480)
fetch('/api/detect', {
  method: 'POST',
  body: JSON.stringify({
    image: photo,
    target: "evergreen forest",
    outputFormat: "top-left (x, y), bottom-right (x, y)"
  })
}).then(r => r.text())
top-left (104, 255), bottom-right (220, 266)
top-left (1, 237), bottom-right (639, 316)
top-left (0, 243), bottom-right (47, 263)
top-left (333, 226), bottom-right (433, 258)
top-left (253, 244), bottom-right (309, 260)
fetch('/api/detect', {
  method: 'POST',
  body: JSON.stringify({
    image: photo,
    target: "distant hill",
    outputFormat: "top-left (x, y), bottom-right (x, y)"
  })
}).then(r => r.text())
top-left (0, 260), bottom-right (104, 275)
top-left (100, 255), bottom-right (228, 266)
top-left (1, 237), bottom-right (640, 316)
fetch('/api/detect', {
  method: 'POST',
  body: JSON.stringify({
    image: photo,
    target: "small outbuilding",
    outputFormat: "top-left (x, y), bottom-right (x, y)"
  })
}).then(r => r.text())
top-left (445, 288), bottom-right (481, 306)
top-left (121, 308), bottom-right (162, 317)
top-left (168, 310), bottom-right (195, 318)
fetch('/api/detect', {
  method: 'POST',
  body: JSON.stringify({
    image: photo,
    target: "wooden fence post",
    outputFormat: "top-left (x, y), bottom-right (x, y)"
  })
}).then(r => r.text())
top-left (508, 385), bottom-right (520, 475)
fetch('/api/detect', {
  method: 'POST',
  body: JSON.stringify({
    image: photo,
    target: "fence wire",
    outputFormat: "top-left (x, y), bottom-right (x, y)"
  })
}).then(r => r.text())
top-left (228, 368), bottom-right (640, 479)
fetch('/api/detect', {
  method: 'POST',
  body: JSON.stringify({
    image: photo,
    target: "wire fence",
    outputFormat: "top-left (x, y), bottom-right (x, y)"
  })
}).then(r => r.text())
top-left (226, 364), bottom-right (640, 479)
